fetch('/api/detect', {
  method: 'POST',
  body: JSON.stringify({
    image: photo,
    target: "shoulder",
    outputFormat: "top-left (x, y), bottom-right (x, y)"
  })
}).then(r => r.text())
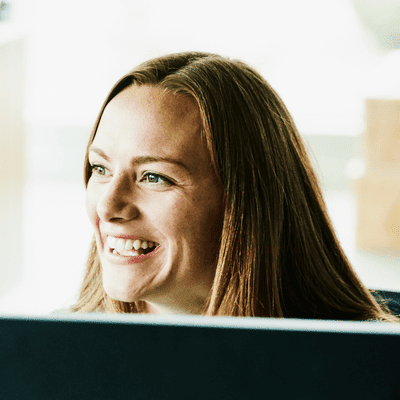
top-left (371, 289), bottom-right (400, 316)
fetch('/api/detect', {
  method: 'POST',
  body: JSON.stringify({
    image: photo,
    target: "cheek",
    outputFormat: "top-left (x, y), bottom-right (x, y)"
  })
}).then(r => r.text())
top-left (141, 193), bottom-right (195, 242)
top-left (167, 194), bottom-right (223, 246)
top-left (85, 182), bottom-right (99, 227)
top-left (145, 196), bottom-right (186, 238)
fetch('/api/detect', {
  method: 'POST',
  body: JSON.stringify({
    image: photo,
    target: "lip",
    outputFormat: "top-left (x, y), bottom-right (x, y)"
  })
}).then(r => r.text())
top-left (104, 233), bottom-right (146, 240)
top-left (104, 241), bottom-right (162, 265)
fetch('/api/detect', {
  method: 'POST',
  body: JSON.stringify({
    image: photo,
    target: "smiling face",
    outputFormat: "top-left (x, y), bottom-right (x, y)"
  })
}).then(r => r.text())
top-left (86, 85), bottom-right (224, 314)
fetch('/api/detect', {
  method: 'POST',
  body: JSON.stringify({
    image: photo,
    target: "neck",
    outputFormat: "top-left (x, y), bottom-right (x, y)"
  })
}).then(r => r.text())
top-left (144, 299), bottom-right (207, 315)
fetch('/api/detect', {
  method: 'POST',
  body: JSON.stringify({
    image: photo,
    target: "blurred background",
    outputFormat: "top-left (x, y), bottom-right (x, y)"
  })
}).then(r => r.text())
top-left (1, 0), bottom-right (400, 314)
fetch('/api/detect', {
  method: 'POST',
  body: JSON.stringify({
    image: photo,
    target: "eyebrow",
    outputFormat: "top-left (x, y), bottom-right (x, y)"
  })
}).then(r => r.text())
top-left (88, 145), bottom-right (191, 172)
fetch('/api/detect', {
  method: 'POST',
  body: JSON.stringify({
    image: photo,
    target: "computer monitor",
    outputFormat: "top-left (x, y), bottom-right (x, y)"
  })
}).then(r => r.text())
top-left (1, 313), bottom-right (399, 399)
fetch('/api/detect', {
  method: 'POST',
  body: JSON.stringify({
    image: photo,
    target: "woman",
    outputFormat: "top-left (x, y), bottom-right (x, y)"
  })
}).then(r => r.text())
top-left (71, 51), bottom-right (398, 321)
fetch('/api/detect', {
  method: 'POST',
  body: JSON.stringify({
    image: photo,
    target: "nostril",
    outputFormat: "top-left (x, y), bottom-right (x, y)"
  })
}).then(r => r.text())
top-left (97, 196), bottom-right (140, 222)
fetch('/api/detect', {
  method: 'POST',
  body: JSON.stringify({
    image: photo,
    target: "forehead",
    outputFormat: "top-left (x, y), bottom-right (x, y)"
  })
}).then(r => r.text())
top-left (107, 84), bottom-right (199, 125)
top-left (92, 85), bottom-right (206, 165)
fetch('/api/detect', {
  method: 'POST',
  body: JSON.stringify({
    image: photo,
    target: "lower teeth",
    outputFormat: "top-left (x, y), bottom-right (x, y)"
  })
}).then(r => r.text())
top-left (113, 247), bottom-right (154, 256)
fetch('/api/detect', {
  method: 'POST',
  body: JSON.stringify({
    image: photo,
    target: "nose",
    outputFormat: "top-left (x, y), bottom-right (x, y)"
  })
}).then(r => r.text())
top-left (96, 174), bottom-right (140, 223)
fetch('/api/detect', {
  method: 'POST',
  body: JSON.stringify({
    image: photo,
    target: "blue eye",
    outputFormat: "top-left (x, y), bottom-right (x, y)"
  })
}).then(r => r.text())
top-left (142, 172), bottom-right (173, 186)
top-left (91, 164), bottom-right (108, 176)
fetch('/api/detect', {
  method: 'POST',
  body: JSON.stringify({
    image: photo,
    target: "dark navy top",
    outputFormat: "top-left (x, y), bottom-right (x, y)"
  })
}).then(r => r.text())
top-left (372, 290), bottom-right (400, 316)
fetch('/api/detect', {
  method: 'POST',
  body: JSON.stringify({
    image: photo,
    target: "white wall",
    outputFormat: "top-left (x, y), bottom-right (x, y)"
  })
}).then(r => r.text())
top-left (25, 0), bottom-right (384, 135)
top-left (0, 39), bottom-right (25, 296)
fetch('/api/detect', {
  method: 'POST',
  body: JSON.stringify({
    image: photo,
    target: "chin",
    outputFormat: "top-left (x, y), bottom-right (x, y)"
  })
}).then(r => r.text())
top-left (102, 275), bottom-right (137, 303)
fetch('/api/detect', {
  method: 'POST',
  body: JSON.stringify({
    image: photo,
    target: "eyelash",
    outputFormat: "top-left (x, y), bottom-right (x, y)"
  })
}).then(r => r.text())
top-left (89, 164), bottom-right (173, 186)
top-left (90, 164), bottom-right (108, 176)
top-left (141, 172), bottom-right (173, 186)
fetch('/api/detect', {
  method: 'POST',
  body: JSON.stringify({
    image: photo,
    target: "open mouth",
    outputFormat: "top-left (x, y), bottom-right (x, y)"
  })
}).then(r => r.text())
top-left (107, 236), bottom-right (159, 257)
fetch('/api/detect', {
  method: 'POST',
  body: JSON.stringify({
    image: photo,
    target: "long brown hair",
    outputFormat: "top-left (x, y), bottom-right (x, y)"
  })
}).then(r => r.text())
top-left (71, 51), bottom-right (397, 321)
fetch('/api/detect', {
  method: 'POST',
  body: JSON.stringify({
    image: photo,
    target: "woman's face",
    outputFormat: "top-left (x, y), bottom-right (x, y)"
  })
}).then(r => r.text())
top-left (86, 85), bottom-right (223, 314)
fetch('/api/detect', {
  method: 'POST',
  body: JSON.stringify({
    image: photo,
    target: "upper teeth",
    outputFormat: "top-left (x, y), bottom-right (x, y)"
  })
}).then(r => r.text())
top-left (107, 236), bottom-right (158, 251)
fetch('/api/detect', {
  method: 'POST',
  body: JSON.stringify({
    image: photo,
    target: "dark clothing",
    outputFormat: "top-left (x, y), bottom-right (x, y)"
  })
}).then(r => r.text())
top-left (372, 290), bottom-right (400, 316)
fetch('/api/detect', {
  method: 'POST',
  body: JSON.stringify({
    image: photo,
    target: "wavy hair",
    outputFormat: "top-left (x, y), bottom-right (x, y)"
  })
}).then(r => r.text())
top-left (71, 51), bottom-right (397, 321)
